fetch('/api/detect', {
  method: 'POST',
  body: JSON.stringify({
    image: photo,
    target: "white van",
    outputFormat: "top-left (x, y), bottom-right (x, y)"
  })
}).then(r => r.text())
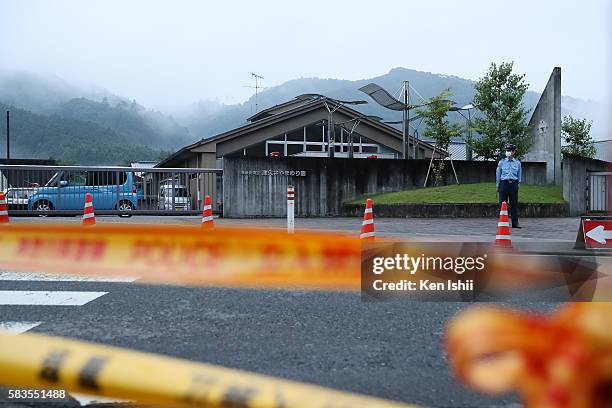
top-left (157, 184), bottom-right (192, 211)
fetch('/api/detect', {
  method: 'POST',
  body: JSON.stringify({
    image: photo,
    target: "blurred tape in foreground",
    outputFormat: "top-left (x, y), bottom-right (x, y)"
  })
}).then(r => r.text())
top-left (0, 223), bottom-right (361, 290)
top-left (446, 303), bottom-right (612, 407)
top-left (0, 330), bottom-right (418, 408)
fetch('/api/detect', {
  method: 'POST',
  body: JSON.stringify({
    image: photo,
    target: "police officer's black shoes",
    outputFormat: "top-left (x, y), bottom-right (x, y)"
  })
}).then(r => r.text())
top-left (512, 225), bottom-right (522, 229)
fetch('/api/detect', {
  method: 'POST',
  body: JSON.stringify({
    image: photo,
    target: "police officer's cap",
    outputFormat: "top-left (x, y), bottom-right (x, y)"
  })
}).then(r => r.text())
top-left (504, 144), bottom-right (517, 151)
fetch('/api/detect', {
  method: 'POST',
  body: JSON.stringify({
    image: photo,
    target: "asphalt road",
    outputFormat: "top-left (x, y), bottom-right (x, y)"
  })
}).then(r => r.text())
top-left (0, 216), bottom-right (587, 407)
top-left (0, 273), bottom-right (564, 408)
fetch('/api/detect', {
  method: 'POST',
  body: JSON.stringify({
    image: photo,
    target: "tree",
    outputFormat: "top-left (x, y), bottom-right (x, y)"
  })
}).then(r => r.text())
top-left (417, 89), bottom-right (463, 186)
top-left (471, 62), bottom-right (531, 160)
top-left (561, 115), bottom-right (596, 158)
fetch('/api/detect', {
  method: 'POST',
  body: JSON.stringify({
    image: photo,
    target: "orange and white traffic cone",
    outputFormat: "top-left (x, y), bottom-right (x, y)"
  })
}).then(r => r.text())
top-left (201, 195), bottom-right (214, 229)
top-left (495, 201), bottom-right (512, 248)
top-left (0, 191), bottom-right (9, 224)
top-left (82, 193), bottom-right (96, 226)
top-left (360, 198), bottom-right (375, 240)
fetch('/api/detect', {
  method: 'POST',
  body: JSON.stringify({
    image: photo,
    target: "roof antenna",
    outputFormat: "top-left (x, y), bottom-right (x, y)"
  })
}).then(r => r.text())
top-left (247, 72), bottom-right (264, 113)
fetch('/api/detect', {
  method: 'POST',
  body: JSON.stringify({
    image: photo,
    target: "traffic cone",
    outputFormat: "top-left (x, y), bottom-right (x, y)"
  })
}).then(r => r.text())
top-left (0, 191), bottom-right (9, 224)
top-left (82, 193), bottom-right (95, 226)
top-left (495, 201), bottom-right (512, 248)
top-left (360, 198), bottom-right (375, 240)
top-left (201, 195), bottom-right (214, 229)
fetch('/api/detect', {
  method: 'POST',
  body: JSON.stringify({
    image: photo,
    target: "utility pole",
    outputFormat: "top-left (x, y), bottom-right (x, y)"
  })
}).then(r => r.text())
top-left (328, 108), bottom-right (335, 158)
top-left (466, 108), bottom-right (473, 161)
top-left (5, 110), bottom-right (9, 160)
top-left (402, 81), bottom-right (408, 159)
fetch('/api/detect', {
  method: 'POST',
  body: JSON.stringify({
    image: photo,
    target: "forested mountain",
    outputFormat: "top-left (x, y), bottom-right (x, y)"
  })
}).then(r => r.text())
top-left (180, 67), bottom-right (606, 142)
top-left (0, 70), bottom-right (192, 159)
top-left (57, 98), bottom-right (191, 149)
top-left (0, 103), bottom-right (167, 165)
top-left (0, 68), bottom-right (605, 164)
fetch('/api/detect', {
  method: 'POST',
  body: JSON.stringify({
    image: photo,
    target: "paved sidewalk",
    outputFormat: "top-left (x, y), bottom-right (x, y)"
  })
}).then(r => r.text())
top-left (10, 215), bottom-right (582, 242)
top-left (222, 216), bottom-right (581, 241)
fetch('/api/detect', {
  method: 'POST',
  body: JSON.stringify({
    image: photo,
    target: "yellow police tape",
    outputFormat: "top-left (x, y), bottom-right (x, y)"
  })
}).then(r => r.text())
top-left (0, 330), bottom-right (418, 408)
top-left (0, 223), bottom-right (362, 290)
top-left (1, 223), bottom-right (611, 295)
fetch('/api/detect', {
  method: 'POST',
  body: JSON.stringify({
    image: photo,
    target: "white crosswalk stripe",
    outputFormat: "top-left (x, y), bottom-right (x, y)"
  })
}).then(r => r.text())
top-left (0, 321), bottom-right (42, 334)
top-left (0, 271), bottom-right (136, 331)
top-left (0, 271), bottom-right (135, 406)
top-left (0, 290), bottom-right (108, 306)
top-left (0, 272), bottom-right (137, 282)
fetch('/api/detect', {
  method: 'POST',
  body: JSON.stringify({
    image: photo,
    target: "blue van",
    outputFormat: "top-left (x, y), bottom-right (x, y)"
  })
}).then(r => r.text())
top-left (28, 170), bottom-right (138, 215)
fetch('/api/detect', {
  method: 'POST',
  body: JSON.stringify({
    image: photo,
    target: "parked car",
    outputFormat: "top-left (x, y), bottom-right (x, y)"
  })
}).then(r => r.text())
top-left (28, 171), bottom-right (138, 216)
top-left (5, 187), bottom-right (38, 210)
top-left (157, 184), bottom-right (192, 211)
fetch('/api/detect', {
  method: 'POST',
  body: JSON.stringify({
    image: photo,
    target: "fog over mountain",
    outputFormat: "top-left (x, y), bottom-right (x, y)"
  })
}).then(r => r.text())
top-left (0, 67), bottom-right (607, 164)
top-left (167, 67), bottom-right (609, 142)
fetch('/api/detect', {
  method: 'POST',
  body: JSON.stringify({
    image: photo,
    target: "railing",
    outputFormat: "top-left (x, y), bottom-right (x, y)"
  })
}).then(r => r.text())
top-left (0, 165), bottom-right (223, 216)
top-left (587, 171), bottom-right (611, 213)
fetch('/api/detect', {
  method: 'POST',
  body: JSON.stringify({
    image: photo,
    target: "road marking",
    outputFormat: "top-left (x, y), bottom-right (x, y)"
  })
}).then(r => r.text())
top-left (71, 393), bottom-right (129, 405)
top-left (0, 291), bottom-right (107, 306)
top-left (0, 321), bottom-right (42, 334)
top-left (0, 272), bottom-right (137, 282)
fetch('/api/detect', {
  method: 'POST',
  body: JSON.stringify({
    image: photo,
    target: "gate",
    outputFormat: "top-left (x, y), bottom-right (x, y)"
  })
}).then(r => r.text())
top-left (0, 165), bottom-right (222, 216)
top-left (587, 171), bottom-right (611, 213)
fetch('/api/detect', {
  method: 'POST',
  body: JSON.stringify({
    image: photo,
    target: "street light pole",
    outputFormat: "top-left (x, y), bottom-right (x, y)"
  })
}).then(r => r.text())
top-left (328, 110), bottom-right (335, 158)
top-left (449, 104), bottom-right (475, 161)
top-left (402, 81), bottom-right (408, 159)
top-left (466, 109), bottom-right (472, 160)
top-left (5, 110), bottom-right (9, 161)
top-left (319, 96), bottom-right (367, 159)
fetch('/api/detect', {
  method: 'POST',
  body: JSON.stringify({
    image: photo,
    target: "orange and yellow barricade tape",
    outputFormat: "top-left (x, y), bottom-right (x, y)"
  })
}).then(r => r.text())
top-left (446, 303), bottom-right (612, 408)
top-left (0, 330), bottom-right (418, 408)
top-left (0, 223), bottom-right (361, 290)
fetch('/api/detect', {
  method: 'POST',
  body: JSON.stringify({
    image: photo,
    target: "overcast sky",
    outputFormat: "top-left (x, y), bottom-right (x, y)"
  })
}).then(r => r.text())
top-left (1, 0), bottom-right (610, 108)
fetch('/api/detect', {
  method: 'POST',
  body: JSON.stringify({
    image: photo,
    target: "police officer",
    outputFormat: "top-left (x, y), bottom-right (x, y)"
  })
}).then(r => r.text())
top-left (496, 144), bottom-right (522, 228)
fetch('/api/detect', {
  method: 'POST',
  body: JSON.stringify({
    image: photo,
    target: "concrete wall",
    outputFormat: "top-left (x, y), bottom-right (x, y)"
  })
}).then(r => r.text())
top-left (524, 67), bottom-right (562, 185)
top-left (562, 154), bottom-right (611, 216)
top-left (223, 157), bottom-right (547, 217)
top-left (341, 203), bottom-right (569, 218)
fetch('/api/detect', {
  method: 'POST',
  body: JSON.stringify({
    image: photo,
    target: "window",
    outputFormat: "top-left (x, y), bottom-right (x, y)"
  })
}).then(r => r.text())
top-left (86, 172), bottom-right (128, 186)
top-left (161, 187), bottom-right (189, 197)
top-left (287, 144), bottom-right (304, 156)
top-left (174, 187), bottom-right (190, 197)
top-left (286, 129), bottom-right (304, 142)
top-left (63, 172), bottom-right (87, 186)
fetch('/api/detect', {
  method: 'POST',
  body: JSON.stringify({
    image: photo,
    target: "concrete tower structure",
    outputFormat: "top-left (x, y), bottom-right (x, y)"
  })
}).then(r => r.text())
top-left (524, 67), bottom-right (562, 185)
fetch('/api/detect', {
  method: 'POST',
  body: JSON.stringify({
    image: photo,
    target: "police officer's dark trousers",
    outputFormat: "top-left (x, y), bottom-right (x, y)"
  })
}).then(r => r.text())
top-left (499, 180), bottom-right (519, 227)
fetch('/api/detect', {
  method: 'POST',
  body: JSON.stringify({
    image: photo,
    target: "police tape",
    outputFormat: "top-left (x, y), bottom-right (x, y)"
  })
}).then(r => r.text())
top-left (0, 330), bottom-right (419, 408)
top-left (0, 223), bottom-right (362, 290)
top-left (445, 303), bottom-right (612, 407)
top-left (1, 223), bottom-right (611, 295)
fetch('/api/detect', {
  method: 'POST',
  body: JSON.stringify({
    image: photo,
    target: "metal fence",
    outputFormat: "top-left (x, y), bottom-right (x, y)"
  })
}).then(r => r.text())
top-left (0, 165), bottom-right (223, 216)
top-left (587, 172), bottom-right (611, 213)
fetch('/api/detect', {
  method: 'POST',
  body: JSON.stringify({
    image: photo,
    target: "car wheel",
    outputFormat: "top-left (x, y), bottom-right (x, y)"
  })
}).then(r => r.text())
top-left (117, 200), bottom-right (134, 218)
top-left (35, 200), bottom-right (53, 217)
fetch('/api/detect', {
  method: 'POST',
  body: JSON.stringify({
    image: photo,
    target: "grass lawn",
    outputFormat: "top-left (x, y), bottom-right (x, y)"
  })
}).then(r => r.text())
top-left (349, 182), bottom-right (565, 205)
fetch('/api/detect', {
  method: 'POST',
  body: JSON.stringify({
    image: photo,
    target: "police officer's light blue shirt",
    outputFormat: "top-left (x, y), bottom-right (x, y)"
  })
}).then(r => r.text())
top-left (496, 157), bottom-right (522, 187)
